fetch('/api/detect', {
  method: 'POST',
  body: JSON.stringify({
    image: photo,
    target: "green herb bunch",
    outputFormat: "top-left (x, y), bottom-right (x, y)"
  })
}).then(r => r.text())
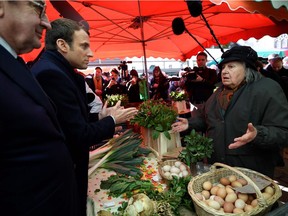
top-left (106, 94), bottom-right (128, 107)
top-left (178, 129), bottom-right (214, 165)
top-left (130, 100), bottom-right (178, 140)
top-left (169, 90), bottom-right (188, 101)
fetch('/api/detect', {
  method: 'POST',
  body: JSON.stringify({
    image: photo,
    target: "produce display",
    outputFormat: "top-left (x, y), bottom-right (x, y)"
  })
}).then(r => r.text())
top-left (188, 163), bottom-right (282, 216)
top-left (88, 130), bottom-right (282, 215)
top-left (194, 174), bottom-right (276, 213)
top-left (158, 160), bottom-right (190, 180)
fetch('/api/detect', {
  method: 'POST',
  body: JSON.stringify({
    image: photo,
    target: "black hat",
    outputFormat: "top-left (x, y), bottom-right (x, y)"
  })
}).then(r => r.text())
top-left (219, 46), bottom-right (258, 70)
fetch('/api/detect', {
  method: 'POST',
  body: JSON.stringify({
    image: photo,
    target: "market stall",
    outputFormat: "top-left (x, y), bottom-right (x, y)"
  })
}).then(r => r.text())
top-left (87, 100), bottom-right (284, 215)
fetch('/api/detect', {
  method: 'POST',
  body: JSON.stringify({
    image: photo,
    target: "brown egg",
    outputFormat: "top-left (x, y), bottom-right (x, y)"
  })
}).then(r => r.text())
top-left (228, 175), bottom-right (237, 182)
top-left (216, 187), bottom-right (227, 199)
top-left (237, 178), bottom-right (248, 186)
top-left (262, 192), bottom-right (272, 200)
top-left (251, 199), bottom-right (258, 207)
top-left (208, 200), bottom-right (221, 210)
top-left (264, 186), bottom-right (275, 195)
top-left (225, 192), bottom-right (237, 203)
top-left (195, 192), bottom-right (205, 201)
top-left (223, 202), bottom-right (234, 213)
top-left (238, 193), bottom-right (249, 202)
top-left (233, 208), bottom-right (244, 213)
top-left (201, 190), bottom-right (210, 200)
top-left (244, 204), bottom-right (254, 212)
top-left (203, 181), bottom-right (213, 191)
top-left (231, 180), bottom-right (243, 188)
top-left (210, 186), bottom-right (219, 195)
top-left (213, 196), bottom-right (225, 207)
top-left (220, 177), bottom-right (231, 186)
top-left (225, 186), bottom-right (235, 194)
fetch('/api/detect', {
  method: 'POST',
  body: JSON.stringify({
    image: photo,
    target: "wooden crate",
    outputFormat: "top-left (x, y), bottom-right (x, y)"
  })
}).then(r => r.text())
top-left (140, 127), bottom-right (181, 156)
top-left (172, 100), bottom-right (187, 114)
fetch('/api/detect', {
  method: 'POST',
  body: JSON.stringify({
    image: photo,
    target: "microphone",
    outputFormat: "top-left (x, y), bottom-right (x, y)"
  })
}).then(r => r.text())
top-left (172, 17), bottom-right (186, 35)
top-left (171, 17), bottom-right (219, 64)
top-left (186, 0), bottom-right (203, 17)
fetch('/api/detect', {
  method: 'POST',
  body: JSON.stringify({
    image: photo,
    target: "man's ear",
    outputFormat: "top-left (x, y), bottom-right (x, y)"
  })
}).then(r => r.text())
top-left (56, 39), bottom-right (68, 53)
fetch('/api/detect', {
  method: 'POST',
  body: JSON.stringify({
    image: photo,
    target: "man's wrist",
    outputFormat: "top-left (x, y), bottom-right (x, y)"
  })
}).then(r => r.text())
top-left (109, 115), bottom-right (116, 124)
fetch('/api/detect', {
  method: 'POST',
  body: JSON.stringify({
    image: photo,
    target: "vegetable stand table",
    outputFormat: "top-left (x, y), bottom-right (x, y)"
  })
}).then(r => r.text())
top-left (87, 155), bottom-right (165, 215)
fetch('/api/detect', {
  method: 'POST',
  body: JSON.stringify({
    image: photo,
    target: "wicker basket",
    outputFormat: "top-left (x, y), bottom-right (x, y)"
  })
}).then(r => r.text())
top-left (158, 159), bottom-right (191, 180)
top-left (188, 163), bottom-right (282, 216)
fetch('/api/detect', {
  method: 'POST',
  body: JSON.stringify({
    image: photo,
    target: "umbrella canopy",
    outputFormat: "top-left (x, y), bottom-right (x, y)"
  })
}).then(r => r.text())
top-left (211, 0), bottom-right (288, 21)
top-left (21, 0), bottom-right (288, 62)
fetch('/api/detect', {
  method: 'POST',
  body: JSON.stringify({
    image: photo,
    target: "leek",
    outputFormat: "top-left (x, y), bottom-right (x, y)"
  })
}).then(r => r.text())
top-left (88, 129), bottom-right (150, 177)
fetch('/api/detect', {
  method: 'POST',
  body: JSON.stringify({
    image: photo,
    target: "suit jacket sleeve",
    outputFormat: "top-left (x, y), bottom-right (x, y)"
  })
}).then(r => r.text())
top-left (34, 65), bottom-right (115, 147)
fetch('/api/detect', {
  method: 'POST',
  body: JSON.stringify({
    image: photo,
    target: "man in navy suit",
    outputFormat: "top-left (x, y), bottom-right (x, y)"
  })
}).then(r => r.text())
top-left (31, 18), bottom-right (138, 216)
top-left (0, 1), bottom-right (79, 215)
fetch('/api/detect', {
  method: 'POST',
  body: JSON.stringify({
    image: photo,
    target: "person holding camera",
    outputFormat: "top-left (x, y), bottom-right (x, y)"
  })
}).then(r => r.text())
top-left (184, 51), bottom-right (218, 107)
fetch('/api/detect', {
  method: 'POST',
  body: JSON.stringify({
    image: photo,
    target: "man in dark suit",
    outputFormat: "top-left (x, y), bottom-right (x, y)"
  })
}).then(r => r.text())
top-left (31, 18), bottom-right (138, 216)
top-left (0, 1), bottom-right (79, 216)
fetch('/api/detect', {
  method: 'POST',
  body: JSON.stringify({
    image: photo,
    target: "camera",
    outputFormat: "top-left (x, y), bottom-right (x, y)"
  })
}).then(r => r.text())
top-left (182, 67), bottom-right (197, 80)
top-left (118, 60), bottom-right (132, 71)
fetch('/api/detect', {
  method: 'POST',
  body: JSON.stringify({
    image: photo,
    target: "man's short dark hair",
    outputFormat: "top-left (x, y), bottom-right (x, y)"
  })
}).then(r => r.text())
top-left (95, 66), bottom-right (102, 72)
top-left (197, 51), bottom-right (208, 59)
top-left (45, 18), bottom-right (88, 50)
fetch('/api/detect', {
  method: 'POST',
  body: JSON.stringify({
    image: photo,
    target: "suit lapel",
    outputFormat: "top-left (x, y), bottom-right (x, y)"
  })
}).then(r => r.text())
top-left (0, 46), bottom-right (61, 130)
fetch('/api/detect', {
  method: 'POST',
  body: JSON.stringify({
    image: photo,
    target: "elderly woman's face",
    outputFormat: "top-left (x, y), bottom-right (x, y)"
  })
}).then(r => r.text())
top-left (221, 61), bottom-right (245, 89)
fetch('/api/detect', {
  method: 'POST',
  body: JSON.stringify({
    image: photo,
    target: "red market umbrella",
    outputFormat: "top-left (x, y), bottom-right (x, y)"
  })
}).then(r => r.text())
top-left (22, 0), bottom-right (288, 64)
top-left (211, 0), bottom-right (288, 21)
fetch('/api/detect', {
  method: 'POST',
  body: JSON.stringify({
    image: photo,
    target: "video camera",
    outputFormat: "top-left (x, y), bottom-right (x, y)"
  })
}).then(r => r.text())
top-left (118, 61), bottom-right (132, 71)
top-left (182, 66), bottom-right (203, 80)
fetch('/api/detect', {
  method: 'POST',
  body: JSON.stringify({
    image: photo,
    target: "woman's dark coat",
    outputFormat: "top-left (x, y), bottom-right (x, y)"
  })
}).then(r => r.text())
top-left (189, 77), bottom-right (288, 177)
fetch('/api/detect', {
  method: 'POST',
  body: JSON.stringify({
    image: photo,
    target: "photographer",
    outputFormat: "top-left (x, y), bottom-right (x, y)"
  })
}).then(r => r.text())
top-left (184, 52), bottom-right (218, 107)
top-left (103, 68), bottom-right (127, 99)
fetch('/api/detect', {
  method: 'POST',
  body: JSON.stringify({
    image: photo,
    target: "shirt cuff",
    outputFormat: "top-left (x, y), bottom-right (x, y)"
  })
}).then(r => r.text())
top-left (110, 115), bottom-right (116, 124)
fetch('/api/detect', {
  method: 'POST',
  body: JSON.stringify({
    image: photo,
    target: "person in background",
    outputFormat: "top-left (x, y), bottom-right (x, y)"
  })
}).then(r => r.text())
top-left (172, 46), bottom-right (288, 178)
top-left (126, 69), bottom-right (142, 103)
top-left (266, 53), bottom-right (288, 100)
top-left (150, 66), bottom-right (169, 100)
top-left (255, 59), bottom-right (287, 98)
top-left (102, 71), bottom-right (111, 82)
top-left (31, 18), bottom-right (138, 216)
top-left (104, 68), bottom-right (127, 99)
top-left (283, 56), bottom-right (288, 69)
top-left (184, 51), bottom-right (218, 107)
top-left (0, 1), bottom-right (80, 216)
top-left (85, 66), bottom-right (107, 100)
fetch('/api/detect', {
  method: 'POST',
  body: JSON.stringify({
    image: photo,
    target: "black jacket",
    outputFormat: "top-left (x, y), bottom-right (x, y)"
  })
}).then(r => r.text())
top-left (189, 77), bottom-right (288, 177)
top-left (31, 50), bottom-right (115, 216)
top-left (0, 45), bottom-right (79, 215)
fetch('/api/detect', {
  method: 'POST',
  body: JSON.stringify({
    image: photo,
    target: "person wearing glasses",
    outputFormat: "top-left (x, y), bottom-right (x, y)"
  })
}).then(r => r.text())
top-left (172, 46), bottom-right (288, 178)
top-left (31, 18), bottom-right (138, 216)
top-left (0, 1), bottom-right (80, 216)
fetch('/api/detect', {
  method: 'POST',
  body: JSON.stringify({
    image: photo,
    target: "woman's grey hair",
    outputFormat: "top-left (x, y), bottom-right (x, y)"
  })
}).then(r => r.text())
top-left (245, 64), bottom-right (262, 83)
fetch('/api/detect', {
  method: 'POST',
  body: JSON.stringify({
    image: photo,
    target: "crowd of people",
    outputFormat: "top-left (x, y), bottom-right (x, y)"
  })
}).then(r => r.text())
top-left (1, 1), bottom-right (288, 216)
